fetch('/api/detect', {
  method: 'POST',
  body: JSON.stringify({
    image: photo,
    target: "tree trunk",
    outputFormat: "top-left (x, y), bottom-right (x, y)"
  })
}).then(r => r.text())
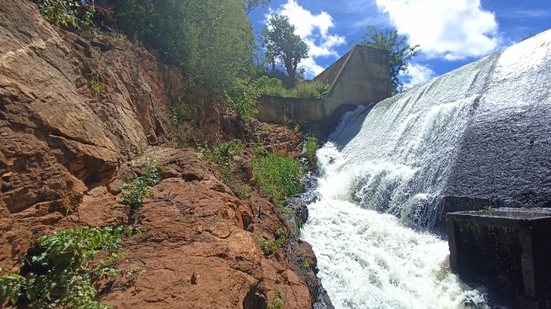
top-left (284, 59), bottom-right (295, 88)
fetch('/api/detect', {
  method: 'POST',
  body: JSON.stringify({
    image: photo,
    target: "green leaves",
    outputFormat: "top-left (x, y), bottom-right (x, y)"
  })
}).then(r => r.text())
top-left (262, 14), bottom-right (309, 87)
top-left (268, 291), bottom-right (284, 309)
top-left (210, 140), bottom-right (244, 164)
top-left (0, 273), bottom-right (26, 306)
top-left (0, 226), bottom-right (134, 308)
top-left (360, 26), bottom-right (419, 94)
top-left (252, 153), bottom-right (303, 207)
top-left (121, 158), bottom-right (162, 207)
top-left (304, 135), bottom-right (319, 169)
top-left (109, 0), bottom-right (256, 119)
top-left (223, 78), bottom-right (259, 123)
top-left (34, 0), bottom-right (96, 29)
top-left (254, 76), bottom-right (330, 99)
top-left (244, 0), bottom-right (271, 14)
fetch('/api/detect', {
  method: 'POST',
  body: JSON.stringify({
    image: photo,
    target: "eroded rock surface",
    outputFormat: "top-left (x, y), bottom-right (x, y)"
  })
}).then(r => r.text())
top-left (100, 148), bottom-right (311, 308)
top-left (0, 1), bottom-right (324, 307)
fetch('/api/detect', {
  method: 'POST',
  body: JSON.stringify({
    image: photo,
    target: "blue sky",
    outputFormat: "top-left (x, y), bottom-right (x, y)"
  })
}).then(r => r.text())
top-left (250, 0), bottom-right (551, 88)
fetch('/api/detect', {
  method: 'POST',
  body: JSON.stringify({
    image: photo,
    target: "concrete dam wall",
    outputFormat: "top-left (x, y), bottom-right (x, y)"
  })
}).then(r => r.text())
top-left (257, 45), bottom-right (391, 134)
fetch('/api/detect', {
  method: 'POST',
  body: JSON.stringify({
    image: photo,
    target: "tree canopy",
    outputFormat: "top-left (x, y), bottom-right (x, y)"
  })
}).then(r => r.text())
top-left (262, 14), bottom-right (309, 88)
top-left (244, 0), bottom-right (271, 14)
top-left (104, 0), bottom-right (255, 93)
top-left (360, 26), bottom-right (418, 94)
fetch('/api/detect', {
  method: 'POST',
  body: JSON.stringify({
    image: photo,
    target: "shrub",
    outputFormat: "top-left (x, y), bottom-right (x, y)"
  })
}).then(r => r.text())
top-left (292, 81), bottom-right (331, 99)
top-left (88, 70), bottom-right (106, 97)
top-left (0, 226), bottom-right (134, 308)
top-left (255, 76), bottom-right (331, 99)
top-left (254, 76), bottom-right (287, 97)
top-left (170, 104), bottom-right (191, 125)
top-left (121, 158), bottom-right (161, 207)
top-left (210, 140), bottom-right (244, 164)
top-left (304, 136), bottom-right (320, 169)
top-left (208, 140), bottom-right (252, 199)
top-left (106, 0), bottom-right (255, 96)
top-left (259, 239), bottom-right (279, 256)
top-left (224, 78), bottom-right (259, 123)
top-left (34, 0), bottom-right (96, 29)
top-left (252, 153), bottom-right (303, 207)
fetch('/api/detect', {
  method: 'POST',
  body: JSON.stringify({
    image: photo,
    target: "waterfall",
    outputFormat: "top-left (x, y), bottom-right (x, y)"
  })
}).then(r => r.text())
top-left (302, 30), bottom-right (551, 308)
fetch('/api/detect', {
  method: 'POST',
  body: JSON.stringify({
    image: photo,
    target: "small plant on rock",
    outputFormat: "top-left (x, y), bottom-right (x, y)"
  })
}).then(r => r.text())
top-left (207, 140), bottom-right (252, 199)
top-left (121, 158), bottom-right (162, 207)
top-left (268, 291), bottom-right (284, 309)
top-left (209, 140), bottom-right (244, 164)
top-left (170, 104), bottom-right (191, 125)
top-left (302, 258), bottom-right (314, 270)
top-left (304, 135), bottom-right (319, 169)
top-left (259, 239), bottom-right (279, 256)
top-left (88, 70), bottom-right (106, 97)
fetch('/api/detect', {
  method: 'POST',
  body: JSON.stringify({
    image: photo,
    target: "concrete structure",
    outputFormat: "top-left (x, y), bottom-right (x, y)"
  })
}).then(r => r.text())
top-left (447, 209), bottom-right (551, 308)
top-left (257, 45), bottom-right (391, 134)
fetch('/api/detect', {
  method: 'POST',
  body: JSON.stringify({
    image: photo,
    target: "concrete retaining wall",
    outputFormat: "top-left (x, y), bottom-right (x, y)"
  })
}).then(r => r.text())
top-left (257, 45), bottom-right (391, 134)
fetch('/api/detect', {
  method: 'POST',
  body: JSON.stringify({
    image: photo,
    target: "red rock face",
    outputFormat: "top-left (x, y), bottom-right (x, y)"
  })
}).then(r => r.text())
top-left (0, 1), bottom-right (317, 307)
top-left (99, 148), bottom-right (311, 308)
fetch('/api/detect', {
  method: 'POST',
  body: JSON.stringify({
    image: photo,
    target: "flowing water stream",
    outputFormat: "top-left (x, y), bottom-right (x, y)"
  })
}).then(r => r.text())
top-left (301, 30), bottom-right (551, 308)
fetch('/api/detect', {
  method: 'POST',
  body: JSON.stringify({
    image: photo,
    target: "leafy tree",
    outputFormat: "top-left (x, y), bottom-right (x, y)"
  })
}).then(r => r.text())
top-left (97, 0), bottom-right (257, 119)
top-left (105, 0), bottom-right (255, 93)
top-left (244, 0), bottom-right (270, 14)
top-left (360, 26), bottom-right (418, 94)
top-left (262, 14), bottom-right (309, 88)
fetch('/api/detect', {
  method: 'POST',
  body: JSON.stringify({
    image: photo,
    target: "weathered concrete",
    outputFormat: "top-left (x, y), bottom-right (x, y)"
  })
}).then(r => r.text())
top-left (447, 208), bottom-right (551, 308)
top-left (257, 45), bottom-right (391, 134)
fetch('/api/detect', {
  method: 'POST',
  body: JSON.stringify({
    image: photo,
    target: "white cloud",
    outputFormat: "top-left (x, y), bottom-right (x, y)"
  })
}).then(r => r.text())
top-left (402, 63), bottom-right (436, 89)
top-left (374, 0), bottom-right (500, 60)
top-left (269, 0), bottom-right (346, 77)
top-left (300, 57), bottom-right (326, 76)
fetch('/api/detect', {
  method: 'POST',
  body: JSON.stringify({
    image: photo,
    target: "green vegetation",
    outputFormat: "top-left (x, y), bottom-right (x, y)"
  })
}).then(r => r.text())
top-left (268, 291), bottom-right (284, 309)
top-left (483, 205), bottom-right (494, 215)
top-left (244, 0), bottom-right (271, 14)
top-left (208, 140), bottom-right (253, 199)
top-left (0, 226), bottom-right (134, 308)
top-left (360, 26), bottom-right (418, 94)
top-left (302, 258), bottom-right (314, 270)
top-left (252, 153), bottom-right (303, 208)
top-left (104, 0), bottom-right (256, 115)
top-left (262, 14), bottom-right (309, 88)
top-left (121, 158), bottom-right (161, 207)
top-left (34, 0), bottom-right (95, 29)
top-left (255, 76), bottom-right (330, 99)
top-left (30, 0), bottom-right (259, 122)
top-left (259, 239), bottom-right (280, 256)
top-left (304, 136), bottom-right (319, 169)
top-left (170, 104), bottom-right (191, 125)
top-left (209, 140), bottom-right (244, 164)
top-left (88, 70), bottom-right (106, 97)
top-left (223, 78), bottom-right (259, 122)
top-left (258, 227), bottom-right (288, 256)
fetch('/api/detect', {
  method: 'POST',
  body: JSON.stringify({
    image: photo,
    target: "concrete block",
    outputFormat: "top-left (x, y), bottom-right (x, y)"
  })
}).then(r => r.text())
top-left (447, 208), bottom-right (551, 308)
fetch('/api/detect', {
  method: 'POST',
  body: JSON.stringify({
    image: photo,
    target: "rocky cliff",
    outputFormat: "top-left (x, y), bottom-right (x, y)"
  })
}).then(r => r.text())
top-left (0, 1), bottom-right (325, 307)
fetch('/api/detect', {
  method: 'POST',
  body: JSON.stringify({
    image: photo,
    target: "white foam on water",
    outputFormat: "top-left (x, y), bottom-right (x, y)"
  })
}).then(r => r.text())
top-left (302, 145), bottom-right (487, 309)
top-left (300, 31), bottom-right (551, 309)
